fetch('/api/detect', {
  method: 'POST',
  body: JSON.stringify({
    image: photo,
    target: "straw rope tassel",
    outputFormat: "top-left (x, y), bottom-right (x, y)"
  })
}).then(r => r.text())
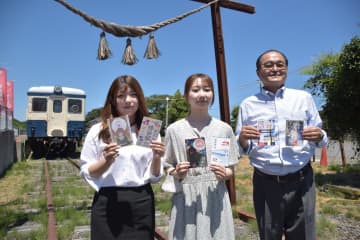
top-left (144, 34), bottom-right (161, 59)
top-left (121, 38), bottom-right (138, 65)
top-left (97, 31), bottom-right (112, 60)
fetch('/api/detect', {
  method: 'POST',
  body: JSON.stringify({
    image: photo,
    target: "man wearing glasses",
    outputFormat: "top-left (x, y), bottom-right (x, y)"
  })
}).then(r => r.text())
top-left (235, 50), bottom-right (328, 240)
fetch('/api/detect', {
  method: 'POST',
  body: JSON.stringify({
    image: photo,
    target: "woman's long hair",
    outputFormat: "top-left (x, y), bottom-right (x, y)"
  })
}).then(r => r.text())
top-left (98, 75), bottom-right (149, 141)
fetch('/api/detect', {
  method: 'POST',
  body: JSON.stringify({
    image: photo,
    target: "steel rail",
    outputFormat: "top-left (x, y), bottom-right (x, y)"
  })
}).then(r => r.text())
top-left (44, 158), bottom-right (58, 240)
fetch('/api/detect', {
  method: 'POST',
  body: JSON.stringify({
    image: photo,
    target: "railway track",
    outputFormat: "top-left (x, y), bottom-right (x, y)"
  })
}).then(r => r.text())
top-left (5, 153), bottom-right (360, 240)
top-left (42, 155), bottom-right (169, 240)
top-left (1, 155), bottom-right (258, 239)
top-left (63, 156), bottom-right (255, 240)
top-left (44, 158), bottom-right (57, 240)
top-left (5, 156), bottom-right (357, 239)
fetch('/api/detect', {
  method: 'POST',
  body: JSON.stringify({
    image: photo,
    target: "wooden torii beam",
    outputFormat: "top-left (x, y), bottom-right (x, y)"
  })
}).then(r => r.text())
top-left (190, 0), bottom-right (255, 205)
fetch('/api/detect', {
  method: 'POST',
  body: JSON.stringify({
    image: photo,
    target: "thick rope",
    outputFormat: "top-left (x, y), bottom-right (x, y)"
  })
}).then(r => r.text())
top-left (54, 0), bottom-right (219, 38)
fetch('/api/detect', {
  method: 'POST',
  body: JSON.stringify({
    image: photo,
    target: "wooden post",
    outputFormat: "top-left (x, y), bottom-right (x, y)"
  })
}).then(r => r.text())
top-left (190, 0), bottom-right (255, 205)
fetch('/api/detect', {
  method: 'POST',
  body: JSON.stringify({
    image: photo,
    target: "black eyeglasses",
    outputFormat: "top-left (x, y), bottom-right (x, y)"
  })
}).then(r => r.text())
top-left (262, 61), bottom-right (287, 69)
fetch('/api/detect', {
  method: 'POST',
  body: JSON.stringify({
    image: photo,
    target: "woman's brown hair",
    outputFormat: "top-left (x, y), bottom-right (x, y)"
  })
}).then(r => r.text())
top-left (98, 75), bottom-right (149, 141)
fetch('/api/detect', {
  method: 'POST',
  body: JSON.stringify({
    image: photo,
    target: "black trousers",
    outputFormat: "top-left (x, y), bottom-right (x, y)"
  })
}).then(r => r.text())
top-left (91, 184), bottom-right (155, 240)
top-left (253, 165), bottom-right (316, 240)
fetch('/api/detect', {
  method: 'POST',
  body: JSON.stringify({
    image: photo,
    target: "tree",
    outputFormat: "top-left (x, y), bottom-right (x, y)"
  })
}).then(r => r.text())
top-left (230, 105), bottom-right (239, 132)
top-left (337, 37), bottom-right (360, 145)
top-left (167, 90), bottom-right (188, 123)
top-left (13, 118), bottom-right (25, 130)
top-left (302, 36), bottom-right (360, 165)
top-left (146, 94), bottom-right (170, 121)
top-left (85, 107), bottom-right (101, 129)
top-left (146, 90), bottom-right (188, 135)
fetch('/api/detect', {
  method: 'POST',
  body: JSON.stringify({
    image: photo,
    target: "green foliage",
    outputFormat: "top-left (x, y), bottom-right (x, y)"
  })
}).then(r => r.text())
top-left (230, 105), bottom-right (239, 132)
top-left (302, 53), bottom-right (339, 98)
top-left (168, 90), bottom-right (188, 121)
top-left (316, 215), bottom-right (337, 239)
top-left (302, 36), bottom-right (360, 151)
top-left (146, 93), bottom-right (172, 135)
top-left (152, 181), bottom-right (172, 215)
top-left (337, 37), bottom-right (360, 145)
top-left (146, 90), bottom-right (188, 135)
top-left (85, 107), bottom-right (101, 129)
top-left (13, 118), bottom-right (26, 130)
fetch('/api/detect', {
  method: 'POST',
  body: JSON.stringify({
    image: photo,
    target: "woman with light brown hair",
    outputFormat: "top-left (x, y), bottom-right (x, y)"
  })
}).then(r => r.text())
top-left (80, 75), bottom-right (164, 240)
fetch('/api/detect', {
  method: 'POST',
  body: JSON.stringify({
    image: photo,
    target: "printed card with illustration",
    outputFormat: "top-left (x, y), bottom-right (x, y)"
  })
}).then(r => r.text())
top-left (185, 137), bottom-right (207, 168)
top-left (210, 137), bottom-right (230, 166)
top-left (136, 116), bottom-right (163, 148)
top-left (285, 120), bottom-right (304, 146)
top-left (107, 115), bottom-right (133, 146)
top-left (257, 119), bottom-right (276, 146)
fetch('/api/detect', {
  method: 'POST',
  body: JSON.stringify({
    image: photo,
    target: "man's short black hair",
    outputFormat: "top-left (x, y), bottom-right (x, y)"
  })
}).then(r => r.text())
top-left (256, 49), bottom-right (289, 70)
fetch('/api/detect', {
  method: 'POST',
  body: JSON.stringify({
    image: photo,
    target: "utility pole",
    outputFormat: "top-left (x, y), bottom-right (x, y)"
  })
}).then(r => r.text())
top-left (190, 0), bottom-right (255, 205)
top-left (165, 97), bottom-right (169, 129)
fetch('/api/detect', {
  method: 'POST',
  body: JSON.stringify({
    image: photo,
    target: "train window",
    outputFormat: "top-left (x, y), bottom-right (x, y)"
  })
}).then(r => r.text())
top-left (32, 98), bottom-right (47, 112)
top-left (68, 99), bottom-right (82, 114)
top-left (53, 100), bottom-right (62, 113)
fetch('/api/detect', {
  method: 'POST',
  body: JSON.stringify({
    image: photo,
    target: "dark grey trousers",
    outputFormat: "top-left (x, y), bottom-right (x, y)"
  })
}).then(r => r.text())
top-left (253, 166), bottom-right (316, 240)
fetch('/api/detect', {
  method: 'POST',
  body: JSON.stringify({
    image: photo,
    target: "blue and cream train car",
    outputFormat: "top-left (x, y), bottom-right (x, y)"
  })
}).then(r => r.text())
top-left (26, 86), bottom-right (86, 158)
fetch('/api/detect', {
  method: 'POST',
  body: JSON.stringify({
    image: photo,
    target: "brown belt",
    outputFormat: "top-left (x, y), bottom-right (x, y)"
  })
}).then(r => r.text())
top-left (254, 163), bottom-right (311, 183)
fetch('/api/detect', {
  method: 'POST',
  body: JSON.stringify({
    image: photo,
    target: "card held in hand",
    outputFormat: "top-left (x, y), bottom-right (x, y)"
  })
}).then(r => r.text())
top-left (107, 115), bottom-right (133, 146)
top-left (285, 120), bottom-right (304, 146)
top-left (185, 137), bottom-right (207, 168)
top-left (257, 119), bottom-right (276, 146)
top-left (136, 116), bottom-right (162, 147)
top-left (210, 137), bottom-right (230, 166)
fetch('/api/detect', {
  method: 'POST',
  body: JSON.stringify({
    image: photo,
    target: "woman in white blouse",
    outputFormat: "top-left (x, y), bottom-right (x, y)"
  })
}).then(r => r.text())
top-left (80, 75), bottom-right (164, 240)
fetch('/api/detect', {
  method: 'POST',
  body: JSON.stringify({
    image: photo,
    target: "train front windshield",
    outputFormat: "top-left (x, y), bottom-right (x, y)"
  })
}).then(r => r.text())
top-left (32, 98), bottom-right (47, 112)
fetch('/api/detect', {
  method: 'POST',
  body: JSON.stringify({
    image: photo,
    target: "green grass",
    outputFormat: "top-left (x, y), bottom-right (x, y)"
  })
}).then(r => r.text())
top-left (0, 160), bottom-right (47, 240)
top-left (152, 181), bottom-right (173, 214)
top-left (55, 207), bottom-right (90, 239)
top-left (48, 160), bottom-right (93, 239)
top-left (155, 198), bottom-right (172, 215)
top-left (235, 159), bottom-right (360, 238)
top-left (320, 204), bottom-right (340, 215)
top-left (0, 159), bottom-right (93, 240)
top-left (1, 158), bottom-right (359, 239)
top-left (316, 214), bottom-right (337, 239)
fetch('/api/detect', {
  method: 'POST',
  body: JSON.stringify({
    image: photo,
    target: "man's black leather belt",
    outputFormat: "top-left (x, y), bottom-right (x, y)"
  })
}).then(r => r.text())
top-left (254, 163), bottom-right (311, 183)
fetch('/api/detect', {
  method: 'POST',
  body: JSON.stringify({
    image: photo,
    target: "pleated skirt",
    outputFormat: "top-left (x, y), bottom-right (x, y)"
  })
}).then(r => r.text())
top-left (91, 183), bottom-right (155, 240)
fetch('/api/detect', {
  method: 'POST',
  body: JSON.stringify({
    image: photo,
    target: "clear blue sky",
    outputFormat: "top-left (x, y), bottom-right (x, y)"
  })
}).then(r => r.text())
top-left (1, 0), bottom-right (359, 121)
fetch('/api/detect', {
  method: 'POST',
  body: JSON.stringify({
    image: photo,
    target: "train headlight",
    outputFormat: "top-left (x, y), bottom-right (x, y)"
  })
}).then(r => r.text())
top-left (54, 86), bottom-right (62, 95)
top-left (31, 127), bottom-right (35, 137)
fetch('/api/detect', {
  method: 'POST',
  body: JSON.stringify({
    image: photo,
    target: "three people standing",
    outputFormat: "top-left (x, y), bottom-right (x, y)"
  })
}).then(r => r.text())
top-left (80, 49), bottom-right (327, 240)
